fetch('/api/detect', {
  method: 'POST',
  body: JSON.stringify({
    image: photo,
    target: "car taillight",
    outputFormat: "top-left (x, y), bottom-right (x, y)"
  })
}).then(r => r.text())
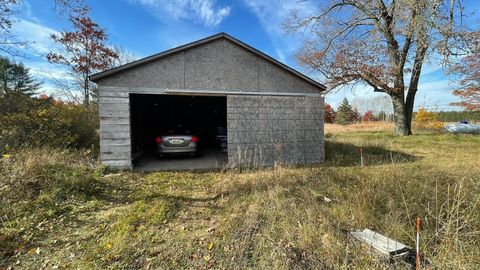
top-left (191, 136), bottom-right (199, 142)
top-left (155, 136), bottom-right (162, 144)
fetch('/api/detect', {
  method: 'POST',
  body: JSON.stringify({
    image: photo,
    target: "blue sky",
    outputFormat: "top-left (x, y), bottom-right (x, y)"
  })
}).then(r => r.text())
top-left (9, 0), bottom-right (480, 112)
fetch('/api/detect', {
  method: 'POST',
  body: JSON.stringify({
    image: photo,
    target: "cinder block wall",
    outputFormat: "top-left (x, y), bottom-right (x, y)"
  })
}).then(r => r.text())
top-left (227, 95), bottom-right (325, 167)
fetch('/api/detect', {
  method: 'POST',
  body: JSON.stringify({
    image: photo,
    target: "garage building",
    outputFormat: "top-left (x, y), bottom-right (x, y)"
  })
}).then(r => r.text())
top-left (90, 33), bottom-right (326, 170)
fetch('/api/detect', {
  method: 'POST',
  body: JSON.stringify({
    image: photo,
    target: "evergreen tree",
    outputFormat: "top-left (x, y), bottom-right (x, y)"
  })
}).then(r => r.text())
top-left (336, 98), bottom-right (355, 125)
top-left (0, 57), bottom-right (41, 96)
top-left (377, 111), bottom-right (387, 121)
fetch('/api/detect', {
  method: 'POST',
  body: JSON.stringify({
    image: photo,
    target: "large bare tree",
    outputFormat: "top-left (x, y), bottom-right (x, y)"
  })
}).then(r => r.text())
top-left (289, 0), bottom-right (467, 135)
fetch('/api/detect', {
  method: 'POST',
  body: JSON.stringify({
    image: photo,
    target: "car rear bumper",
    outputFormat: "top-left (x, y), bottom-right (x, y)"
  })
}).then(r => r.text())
top-left (156, 143), bottom-right (198, 154)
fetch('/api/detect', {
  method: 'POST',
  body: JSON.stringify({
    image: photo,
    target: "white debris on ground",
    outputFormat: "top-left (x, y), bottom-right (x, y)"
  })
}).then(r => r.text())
top-left (445, 123), bottom-right (480, 134)
top-left (350, 229), bottom-right (411, 259)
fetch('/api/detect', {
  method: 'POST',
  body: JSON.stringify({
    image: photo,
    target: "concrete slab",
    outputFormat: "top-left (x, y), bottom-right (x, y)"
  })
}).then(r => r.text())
top-left (133, 149), bottom-right (227, 171)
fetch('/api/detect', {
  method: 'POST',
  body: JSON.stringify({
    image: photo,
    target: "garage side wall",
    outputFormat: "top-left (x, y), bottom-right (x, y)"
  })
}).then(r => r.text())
top-left (98, 87), bottom-right (132, 169)
top-left (227, 95), bottom-right (324, 167)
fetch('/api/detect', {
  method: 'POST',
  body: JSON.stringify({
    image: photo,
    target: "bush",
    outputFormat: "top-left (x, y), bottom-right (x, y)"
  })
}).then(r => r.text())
top-left (324, 103), bottom-right (336, 123)
top-left (0, 148), bottom-right (101, 203)
top-left (414, 108), bottom-right (444, 131)
top-left (0, 93), bottom-right (99, 154)
top-left (361, 110), bottom-right (377, 122)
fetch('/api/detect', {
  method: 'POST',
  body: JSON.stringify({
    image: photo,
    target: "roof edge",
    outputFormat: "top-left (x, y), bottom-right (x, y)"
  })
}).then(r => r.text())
top-left (90, 32), bottom-right (326, 91)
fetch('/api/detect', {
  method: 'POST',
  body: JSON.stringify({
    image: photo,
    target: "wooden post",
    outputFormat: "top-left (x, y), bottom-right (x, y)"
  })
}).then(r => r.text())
top-left (359, 147), bottom-right (364, 167)
top-left (416, 217), bottom-right (421, 270)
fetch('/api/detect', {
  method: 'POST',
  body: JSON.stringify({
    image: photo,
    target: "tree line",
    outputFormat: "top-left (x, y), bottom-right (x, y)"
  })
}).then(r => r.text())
top-left (324, 98), bottom-right (393, 125)
top-left (325, 97), bottom-right (480, 125)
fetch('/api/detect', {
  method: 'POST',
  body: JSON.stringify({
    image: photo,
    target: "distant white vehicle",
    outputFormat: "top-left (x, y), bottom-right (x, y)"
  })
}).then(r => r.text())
top-left (445, 121), bottom-right (480, 134)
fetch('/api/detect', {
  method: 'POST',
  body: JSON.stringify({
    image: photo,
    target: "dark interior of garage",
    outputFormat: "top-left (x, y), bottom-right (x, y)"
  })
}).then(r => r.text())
top-left (130, 94), bottom-right (227, 170)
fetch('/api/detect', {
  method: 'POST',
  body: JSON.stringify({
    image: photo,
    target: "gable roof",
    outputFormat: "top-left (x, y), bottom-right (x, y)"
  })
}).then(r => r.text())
top-left (90, 33), bottom-right (326, 91)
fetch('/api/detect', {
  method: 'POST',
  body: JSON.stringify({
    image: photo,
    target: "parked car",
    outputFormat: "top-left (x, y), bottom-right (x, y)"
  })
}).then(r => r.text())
top-left (155, 128), bottom-right (199, 157)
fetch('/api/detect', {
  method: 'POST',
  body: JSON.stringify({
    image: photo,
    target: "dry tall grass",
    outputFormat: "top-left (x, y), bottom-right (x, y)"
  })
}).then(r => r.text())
top-left (325, 121), bottom-right (394, 133)
top-left (1, 131), bottom-right (480, 269)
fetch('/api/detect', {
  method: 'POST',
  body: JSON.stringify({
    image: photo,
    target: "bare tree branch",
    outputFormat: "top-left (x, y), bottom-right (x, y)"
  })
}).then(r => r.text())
top-left (290, 0), bottom-right (468, 135)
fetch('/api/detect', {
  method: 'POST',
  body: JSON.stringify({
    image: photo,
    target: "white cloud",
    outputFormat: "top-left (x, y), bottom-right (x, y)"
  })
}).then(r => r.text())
top-left (242, 0), bottom-right (319, 63)
top-left (243, 0), bottom-right (316, 34)
top-left (25, 60), bottom-right (69, 81)
top-left (5, 18), bottom-right (75, 96)
top-left (130, 0), bottom-right (231, 27)
top-left (12, 18), bottom-right (59, 56)
top-left (275, 48), bottom-right (286, 63)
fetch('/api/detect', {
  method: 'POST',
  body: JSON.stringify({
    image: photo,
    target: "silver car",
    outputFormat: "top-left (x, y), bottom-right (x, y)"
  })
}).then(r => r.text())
top-left (155, 131), bottom-right (199, 157)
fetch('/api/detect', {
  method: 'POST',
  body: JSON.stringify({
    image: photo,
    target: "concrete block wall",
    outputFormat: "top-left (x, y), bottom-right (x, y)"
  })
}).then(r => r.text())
top-left (227, 95), bottom-right (325, 167)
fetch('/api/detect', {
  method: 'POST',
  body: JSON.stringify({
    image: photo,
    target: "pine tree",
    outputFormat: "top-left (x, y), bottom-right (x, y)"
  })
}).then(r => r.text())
top-left (0, 57), bottom-right (41, 96)
top-left (336, 98), bottom-right (355, 125)
top-left (377, 111), bottom-right (387, 121)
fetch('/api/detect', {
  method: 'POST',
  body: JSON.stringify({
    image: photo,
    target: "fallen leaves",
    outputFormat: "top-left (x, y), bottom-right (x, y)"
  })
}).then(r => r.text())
top-left (27, 247), bottom-right (40, 255)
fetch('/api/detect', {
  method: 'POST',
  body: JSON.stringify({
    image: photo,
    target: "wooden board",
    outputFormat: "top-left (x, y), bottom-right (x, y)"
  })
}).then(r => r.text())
top-left (98, 87), bottom-right (132, 169)
top-left (350, 229), bottom-right (410, 257)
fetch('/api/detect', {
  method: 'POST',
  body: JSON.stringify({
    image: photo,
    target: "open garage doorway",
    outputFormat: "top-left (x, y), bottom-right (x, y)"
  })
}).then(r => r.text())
top-left (130, 94), bottom-right (227, 171)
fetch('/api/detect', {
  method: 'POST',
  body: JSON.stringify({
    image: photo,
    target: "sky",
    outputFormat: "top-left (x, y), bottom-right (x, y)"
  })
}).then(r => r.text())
top-left (8, 0), bottom-right (480, 112)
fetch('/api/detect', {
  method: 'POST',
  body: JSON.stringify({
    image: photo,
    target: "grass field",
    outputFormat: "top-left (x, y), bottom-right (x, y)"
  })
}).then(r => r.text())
top-left (1, 127), bottom-right (479, 269)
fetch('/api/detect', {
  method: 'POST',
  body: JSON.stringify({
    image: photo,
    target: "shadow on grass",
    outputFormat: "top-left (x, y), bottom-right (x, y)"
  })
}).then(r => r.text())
top-left (325, 140), bottom-right (419, 167)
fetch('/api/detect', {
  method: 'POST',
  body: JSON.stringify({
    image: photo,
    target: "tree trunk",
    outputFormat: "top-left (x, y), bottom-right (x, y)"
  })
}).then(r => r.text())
top-left (84, 75), bottom-right (89, 106)
top-left (391, 94), bottom-right (411, 136)
top-left (405, 88), bottom-right (416, 133)
top-left (406, 46), bottom-right (428, 134)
